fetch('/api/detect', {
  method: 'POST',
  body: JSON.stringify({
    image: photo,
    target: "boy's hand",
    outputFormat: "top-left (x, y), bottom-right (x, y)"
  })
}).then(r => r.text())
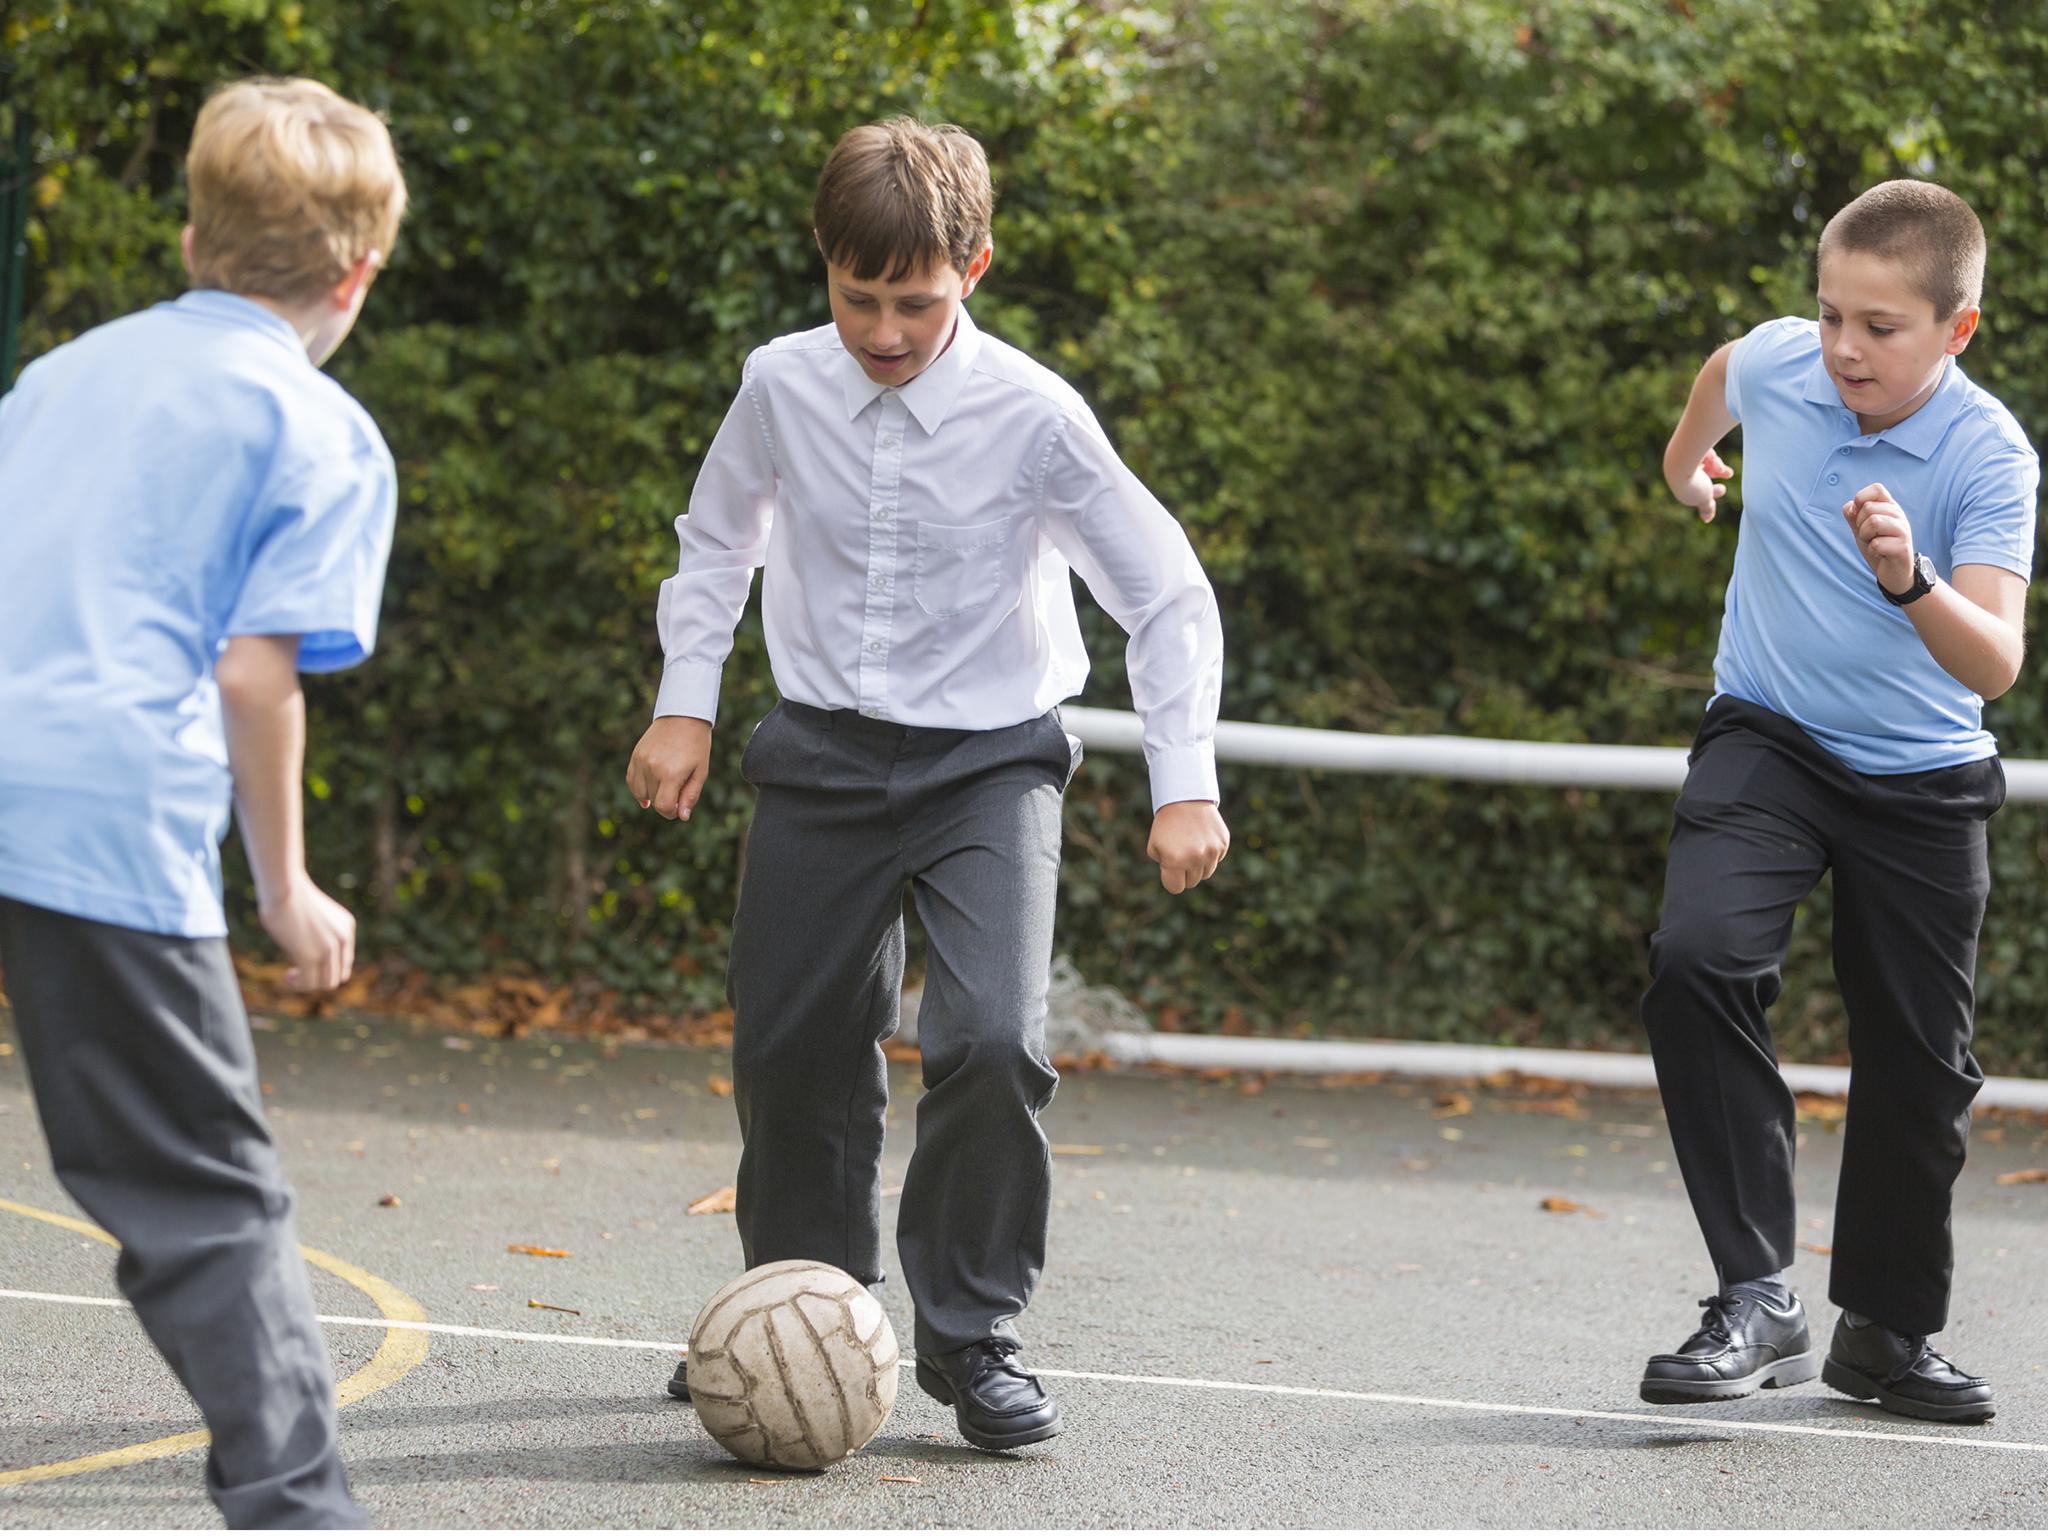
top-left (1147, 801), bottom-right (1230, 894)
top-left (260, 876), bottom-right (357, 993)
top-left (1844, 482), bottom-right (1917, 594)
top-left (1674, 448), bottom-right (1734, 522)
top-left (627, 716), bottom-right (714, 821)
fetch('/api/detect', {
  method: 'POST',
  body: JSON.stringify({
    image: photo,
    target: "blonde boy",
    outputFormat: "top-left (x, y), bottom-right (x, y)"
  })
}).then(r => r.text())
top-left (628, 118), bottom-right (1227, 1450)
top-left (0, 78), bottom-right (405, 1525)
top-left (1640, 181), bottom-right (2034, 1423)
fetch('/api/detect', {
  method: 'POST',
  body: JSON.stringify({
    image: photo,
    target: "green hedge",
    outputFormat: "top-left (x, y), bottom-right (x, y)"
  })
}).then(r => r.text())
top-left (14, 0), bottom-right (2048, 1070)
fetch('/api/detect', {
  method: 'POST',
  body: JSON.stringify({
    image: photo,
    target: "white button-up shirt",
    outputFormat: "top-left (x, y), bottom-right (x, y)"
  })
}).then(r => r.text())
top-left (653, 308), bottom-right (1223, 807)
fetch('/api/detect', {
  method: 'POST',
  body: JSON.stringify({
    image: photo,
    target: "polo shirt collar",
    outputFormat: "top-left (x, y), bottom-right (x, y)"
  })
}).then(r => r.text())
top-left (173, 288), bottom-right (308, 359)
top-left (1802, 352), bottom-right (1965, 461)
top-left (839, 306), bottom-right (983, 433)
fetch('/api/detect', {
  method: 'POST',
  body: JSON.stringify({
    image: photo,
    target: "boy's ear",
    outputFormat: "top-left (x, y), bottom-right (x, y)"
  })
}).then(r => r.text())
top-left (332, 250), bottom-right (383, 311)
top-left (180, 225), bottom-right (198, 281)
top-left (1946, 305), bottom-right (1981, 356)
top-left (961, 242), bottom-right (993, 297)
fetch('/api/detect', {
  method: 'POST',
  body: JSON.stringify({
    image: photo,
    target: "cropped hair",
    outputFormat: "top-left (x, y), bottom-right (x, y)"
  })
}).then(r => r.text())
top-left (1818, 179), bottom-right (1985, 320)
top-left (813, 117), bottom-right (992, 282)
top-left (186, 77), bottom-right (407, 304)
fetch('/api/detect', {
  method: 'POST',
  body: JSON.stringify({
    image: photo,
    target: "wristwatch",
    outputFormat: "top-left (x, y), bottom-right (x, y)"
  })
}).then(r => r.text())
top-left (1880, 553), bottom-right (1937, 607)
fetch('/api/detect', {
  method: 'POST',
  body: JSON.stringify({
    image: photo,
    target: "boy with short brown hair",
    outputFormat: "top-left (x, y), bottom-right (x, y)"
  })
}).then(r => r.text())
top-left (1640, 180), bottom-right (2035, 1423)
top-left (0, 76), bottom-right (406, 1525)
top-left (628, 115), bottom-right (1228, 1450)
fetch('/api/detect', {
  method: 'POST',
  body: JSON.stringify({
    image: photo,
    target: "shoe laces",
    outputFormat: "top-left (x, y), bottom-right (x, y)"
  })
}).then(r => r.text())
top-left (974, 1337), bottom-right (1037, 1382)
top-left (1693, 1294), bottom-right (1745, 1344)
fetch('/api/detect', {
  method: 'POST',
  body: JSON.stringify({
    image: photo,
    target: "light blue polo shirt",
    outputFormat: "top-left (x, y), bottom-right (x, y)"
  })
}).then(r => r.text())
top-left (1714, 316), bottom-right (2038, 774)
top-left (0, 290), bottom-right (396, 937)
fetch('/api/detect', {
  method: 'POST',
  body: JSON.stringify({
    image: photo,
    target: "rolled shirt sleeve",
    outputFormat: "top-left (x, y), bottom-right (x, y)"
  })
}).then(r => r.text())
top-left (653, 354), bottom-right (778, 724)
top-left (1039, 406), bottom-right (1223, 810)
top-left (224, 443), bottom-right (397, 673)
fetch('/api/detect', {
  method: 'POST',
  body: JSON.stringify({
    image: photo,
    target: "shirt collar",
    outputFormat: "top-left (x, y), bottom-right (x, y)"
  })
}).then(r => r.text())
top-left (1802, 352), bottom-right (1965, 461)
top-left (838, 305), bottom-right (983, 434)
top-left (172, 288), bottom-right (309, 358)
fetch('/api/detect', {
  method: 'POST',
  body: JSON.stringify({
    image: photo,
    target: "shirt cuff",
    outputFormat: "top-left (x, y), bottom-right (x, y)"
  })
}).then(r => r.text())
top-left (1147, 745), bottom-right (1220, 813)
top-left (653, 662), bottom-right (723, 724)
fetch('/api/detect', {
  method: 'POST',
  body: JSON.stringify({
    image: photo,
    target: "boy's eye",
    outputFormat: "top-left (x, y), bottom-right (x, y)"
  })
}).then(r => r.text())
top-left (1870, 326), bottom-right (1894, 337)
top-left (1820, 312), bottom-right (1840, 326)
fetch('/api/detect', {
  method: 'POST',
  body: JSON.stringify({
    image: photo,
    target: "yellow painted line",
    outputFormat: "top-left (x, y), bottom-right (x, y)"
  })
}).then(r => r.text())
top-left (0, 1196), bottom-right (428, 1489)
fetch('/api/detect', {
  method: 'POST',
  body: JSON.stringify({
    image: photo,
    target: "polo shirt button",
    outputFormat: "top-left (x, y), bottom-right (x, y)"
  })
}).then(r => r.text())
top-left (1828, 473), bottom-right (1840, 485)
top-left (867, 641), bottom-right (882, 653)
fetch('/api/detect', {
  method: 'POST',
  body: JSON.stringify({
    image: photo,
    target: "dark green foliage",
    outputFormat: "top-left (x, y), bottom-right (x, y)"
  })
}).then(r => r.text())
top-left (14, 0), bottom-right (2048, 1069)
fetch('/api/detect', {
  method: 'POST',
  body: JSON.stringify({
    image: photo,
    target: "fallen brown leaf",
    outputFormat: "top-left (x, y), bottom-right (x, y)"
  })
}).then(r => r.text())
top-left (688, 1185), bottom-right (739, 1215)
top-left (1432, 1090), bottom-right (1473, 1119)
top-left (526, 1298), bottom-right (581, 1315)
top-left (1798, 1241), bottom-right (1833, 1255)
top-left (705, 1075), bottom-right (734, 1097)
top-left (507, 1244), bottom-right (572, 1258)
top-left (1995, 1168), bottom-right (2048, 1185)
top-left (1049, 1144), bottom-right (1104, 1156)
top-left (376, 1193), bottom-right (401, 1208)
top-left (1539, 1196), bottom-right (1605, 1218)
top-left (1499, 1096), bottom-right (1587, 1120)
top-left (1793, 1092), bottom-right (1848, 1124)
top-left (880, 1475), bottom-right (922, 1485)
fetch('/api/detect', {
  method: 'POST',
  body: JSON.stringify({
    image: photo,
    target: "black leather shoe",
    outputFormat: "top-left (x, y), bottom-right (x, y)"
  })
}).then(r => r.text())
top-left (1640, 1292), bottom-right (1818, 1404)
top-left (664, 1356), bottom-right (689, 1400)
top-left (915, 1339), bottom-right (1063, 1451)
top-left (1823, 1314), bottom-right (1994, 1424)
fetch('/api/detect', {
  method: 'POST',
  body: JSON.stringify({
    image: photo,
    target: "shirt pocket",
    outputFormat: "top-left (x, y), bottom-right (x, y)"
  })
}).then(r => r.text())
top-left (912, 517), bottom-right (1011, 618)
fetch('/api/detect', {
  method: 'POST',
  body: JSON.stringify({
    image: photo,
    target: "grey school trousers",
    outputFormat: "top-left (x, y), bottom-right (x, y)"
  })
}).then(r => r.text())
top-left (0, 896), bottom-right (365, 1530)
top-left (727, 701), bottom-right (1079, 1356)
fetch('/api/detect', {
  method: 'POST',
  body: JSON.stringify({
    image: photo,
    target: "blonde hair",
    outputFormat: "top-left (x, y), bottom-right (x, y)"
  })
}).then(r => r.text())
top-left (813, 117), bottom-right (992, 281)
top-left (186, 77), bottom-right (408, 303)
top-left (1818, 179), bottom-right (1986, 320)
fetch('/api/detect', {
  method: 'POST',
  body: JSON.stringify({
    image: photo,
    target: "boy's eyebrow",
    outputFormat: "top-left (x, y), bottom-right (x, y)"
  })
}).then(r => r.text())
top-left (1816, 291), bottom-right (1916, 320)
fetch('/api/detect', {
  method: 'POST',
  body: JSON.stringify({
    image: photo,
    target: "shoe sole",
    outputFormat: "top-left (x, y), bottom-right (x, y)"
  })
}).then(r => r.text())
top-left (1821, 1357), bottom-right (1996, 1424)
top-left (914, 1361), bottom-right (1064, 1450)
top-left (665, 1363), bottom-right (690, 1401)
top-left (1639, 1350), bottom-right (1818, 1405)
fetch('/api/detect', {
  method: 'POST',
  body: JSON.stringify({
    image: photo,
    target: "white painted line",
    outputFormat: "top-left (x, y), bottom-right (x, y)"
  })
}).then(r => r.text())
top-left (0, 1289), bottom-right (127, 1311)
top-left (1030, 1366), bottom-right (2048, 1455)
top-left (7, 1288), bottom-right (2044, 1456)
top-left (0, 1288), bottom-right (684, 1353)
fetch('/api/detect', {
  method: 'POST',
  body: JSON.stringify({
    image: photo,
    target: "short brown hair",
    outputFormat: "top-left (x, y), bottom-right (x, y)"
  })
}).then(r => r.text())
top-left (186, 77), bottom-right (408, 304)
top-left (812, 117), bottom-right (992, 282)
top-left (1818, 179), bottom-right (1985, 319)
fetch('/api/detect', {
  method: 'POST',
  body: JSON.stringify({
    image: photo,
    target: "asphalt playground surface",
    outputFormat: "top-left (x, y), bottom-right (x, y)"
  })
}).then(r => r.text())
top-left (3, 1009), bottom-right (2048, 1529)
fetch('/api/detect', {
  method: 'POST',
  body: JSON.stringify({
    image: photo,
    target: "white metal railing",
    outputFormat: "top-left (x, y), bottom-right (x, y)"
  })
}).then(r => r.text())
top-left (1061, 705), bottom-right (2048, 799)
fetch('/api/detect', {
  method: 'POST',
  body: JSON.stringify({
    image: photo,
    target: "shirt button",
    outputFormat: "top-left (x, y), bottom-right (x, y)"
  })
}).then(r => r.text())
top-left (867, 641), bottom-right (882, 653)
top-left (862, 707), bottom-right (883, 719)
top-left (1828, 473), bottom-right (1841, 485)
top-left (880, 436), bottom-right (898, 449)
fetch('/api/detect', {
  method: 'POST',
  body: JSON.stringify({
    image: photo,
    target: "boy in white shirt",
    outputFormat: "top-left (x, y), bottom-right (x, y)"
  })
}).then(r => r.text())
top-left (626, 116), bottom-right (1227, 1450)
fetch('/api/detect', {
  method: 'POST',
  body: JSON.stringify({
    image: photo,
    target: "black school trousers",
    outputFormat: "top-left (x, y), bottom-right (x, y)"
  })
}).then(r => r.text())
top-left (1641, 695), bottom-right (2004, 1336)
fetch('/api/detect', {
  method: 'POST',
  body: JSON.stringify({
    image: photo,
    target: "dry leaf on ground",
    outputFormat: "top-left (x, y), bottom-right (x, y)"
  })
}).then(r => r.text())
top-left (688, 1185), bottom-right (739, 1215)
top-left (1432, 1090), bottom-right (1473, 1119)
top-left (705, 1075), bottom-right (734, 1097)
top-left (1050, 1144), bottom-right (1104, 1156)
top-left (376, 1193), bottom-right (401, 1208)
top-left (1793, 1092), bottom-right (1848, 1124)
top-left (1798, 1241), bottom-right (1833, 1255)
top-left (880, 1475), bottom-right (923, 1485)
top-left (1539, 1196), bottom-right (1605, 1218)
top-left (1995, 1168), bottom-right (2048, 1186)
top-left (507, 1244), bottom-right (572, 1258)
